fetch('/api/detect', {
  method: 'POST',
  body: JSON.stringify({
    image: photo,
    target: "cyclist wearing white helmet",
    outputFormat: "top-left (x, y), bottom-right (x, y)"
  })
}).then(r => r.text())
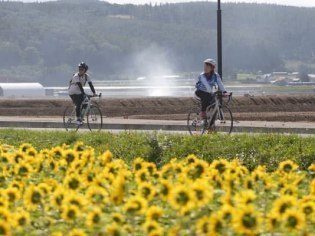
top-left (195, 58), bottom-right (227, 120)
top-left (68, 62), bottom-right (96, 125)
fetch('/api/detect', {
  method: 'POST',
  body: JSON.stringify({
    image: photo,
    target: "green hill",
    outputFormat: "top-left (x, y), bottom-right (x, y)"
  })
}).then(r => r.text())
top-left (0, 0), bottom-right (314, 85)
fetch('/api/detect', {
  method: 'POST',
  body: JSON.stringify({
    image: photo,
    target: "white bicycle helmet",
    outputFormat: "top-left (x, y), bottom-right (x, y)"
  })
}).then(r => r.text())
top-left (204, 59), bottom-right (216, 67)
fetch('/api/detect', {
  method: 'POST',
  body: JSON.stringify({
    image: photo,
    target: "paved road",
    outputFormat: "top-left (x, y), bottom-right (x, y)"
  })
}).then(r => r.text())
top-left (0, 116), bottom-right (314, 134)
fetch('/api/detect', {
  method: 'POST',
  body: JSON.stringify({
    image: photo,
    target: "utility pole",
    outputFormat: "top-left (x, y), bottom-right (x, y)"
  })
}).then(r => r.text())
top-left (217, 0), bottom-right (223, 79)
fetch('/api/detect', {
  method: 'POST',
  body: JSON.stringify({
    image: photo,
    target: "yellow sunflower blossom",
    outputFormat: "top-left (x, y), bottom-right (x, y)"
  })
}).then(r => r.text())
top-left (272, 195), bottom-right (297, 216)
top-left (68, 228), bottom-right (87, 236)
top-left (146, 206), bottom-right (163, 221)
top-left (61, 204), bottom-right (81, 223)
top-left (234, 190), bottom-right (257, 206)
top-left (143, 220), bottom-right (163, 235)
top-left (169, 185), bottom-right (195, 215)
top-left (63, 173), bottom-right (82, 191)
top-left (24, 186), bottom-right (44, 211)
top-left (4, 187), bottom-right (21, 204)
top-left (208, 213), bottom-right (224, 236)
top-left (86, 207), bottom-right (102, 227)
top-left (0, 220), bottom-right (11, 236)
top-left (12, 209), bottom-right (30, 229)
top-left (300, 201), bottom-right (315, 221)
top-left (99, 150), bottom-right (113, 166)
top-left (85, 186), bottom-right (109, 205)
top-left (232, 205), bottom-right (261, 235)
top-left (111, 212), bottom-right (125, 224)
top-left (191, 179), bottom-right (213, 207)
top-left (282, 209), bottom-right (306, 233)
top-left (196, 216), bottom-right (211, 235)
top-left (123, 196), bottom-right (148, 215)
top-left (105, 222), bottom-right (125, 236)
top-left (138, 182), bottom-right (156, 201)
top-left (14, 161), bottom-right (33, 178)
top-left (0, 208), bottom-right (10, 222)
top-left (277, 160), bottom-right (299, 175)
top-left (310, 179), bottom-right (315, 195)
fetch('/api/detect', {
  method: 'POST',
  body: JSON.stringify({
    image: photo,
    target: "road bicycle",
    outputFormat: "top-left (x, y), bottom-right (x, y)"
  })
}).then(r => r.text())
top-left (63, 93), bottom-right (103, 131)
top-left (187, 91), bottom-right (233, 135)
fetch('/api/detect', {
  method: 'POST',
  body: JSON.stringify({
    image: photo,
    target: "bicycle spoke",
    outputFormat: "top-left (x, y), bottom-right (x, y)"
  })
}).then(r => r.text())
top-left (187, 109), bottom-right (206, 135)
top-left (87, 106), bottom-right (103, 131)
top-left (63, 106), bottom-right (78, 131)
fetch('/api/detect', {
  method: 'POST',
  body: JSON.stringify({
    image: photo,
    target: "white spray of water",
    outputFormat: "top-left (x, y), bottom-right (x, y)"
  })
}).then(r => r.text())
top-left (131, 44), bottom-right (180, 96)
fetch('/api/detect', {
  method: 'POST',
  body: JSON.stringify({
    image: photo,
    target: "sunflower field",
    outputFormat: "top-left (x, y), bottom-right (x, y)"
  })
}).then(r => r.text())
top-left (0, 139), bottom-right (315, 236)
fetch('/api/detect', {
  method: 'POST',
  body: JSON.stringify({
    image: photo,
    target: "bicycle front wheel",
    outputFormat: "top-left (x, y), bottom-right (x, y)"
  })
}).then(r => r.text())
top-left (187, 108), bottom-right (206, 135)
top-left (63, 106), bottom-right (79, 131)
top-left (87, 105), bottom-right (103, 131)
top-left (207, 105), bottom-right (233, 134)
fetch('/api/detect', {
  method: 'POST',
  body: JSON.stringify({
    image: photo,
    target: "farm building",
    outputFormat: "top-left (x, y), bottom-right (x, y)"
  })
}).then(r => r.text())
top-left (0, 83), bottom-right (45, 97)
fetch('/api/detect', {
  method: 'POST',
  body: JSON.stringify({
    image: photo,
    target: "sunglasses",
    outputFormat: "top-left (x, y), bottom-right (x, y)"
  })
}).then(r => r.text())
top-left (78, 68), bottom-right (84, 71)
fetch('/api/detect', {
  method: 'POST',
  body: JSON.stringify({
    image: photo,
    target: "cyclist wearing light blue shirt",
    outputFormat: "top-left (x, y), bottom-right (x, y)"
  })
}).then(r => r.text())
top-left (195, 59), bottom-right (227, 120)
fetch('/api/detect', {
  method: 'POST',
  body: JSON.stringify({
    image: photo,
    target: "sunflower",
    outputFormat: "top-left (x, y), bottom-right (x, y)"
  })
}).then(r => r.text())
top-left (4, 187), bottom-right (20, 203)
top-left (310, 179), bottom-right (315, 195)
top-left (143, 220), bottom-right (163, 235)
top-left (196, 216), bottom-right (211, 235)
top-left (282, 209), bottom-right (306, 232)
top-left (300, 201), bottom-right (315, 220)
top-left (68, 228), bottom-right (87, 236)
top-left (85, 186), bottom-right (108, 205)
top-left (266, 211), bottom-right (280, 232)
top-left (14, 161), bottom-right (33, 178)
top-left (185, 160), bottom-right (208, 180)
top-left (135, 169), bottom-right (150, 184)
top-left (63, 194), bottom-right (87, 210)
top-left (61, 205), bottom-right (81, 223)
top-left (24, 186), bottom-right (44, 211)
top-left (138, 182), bottom-right (156, 201)
top-left (99, 150), bottom-right (113, 167)
top-left (86, 208), bottom-right (102, 227)
top-left (0, 208), bottom-right (10, 222)
top-left (51, 187), bottom-right (66, 209)
top-left (146, 206), bottom-right (163, 222)
top-left (0, 198), bottom-right (9, 209)
top-left (0, 220), bottom-right (11, 236)
top-left (158, 179), bottom-right (172, 201)
top-left (50, 146), bottom-right (64, 159)
top-left (210, 159), bottom-right (230, 174)
top-left (111, 212), bottom-right (125, 224)
top-left (186, 154), bottom-right (198, 164)
top-left (133, 157), bottom-right (145, 171)
top-left (272, 195), bottom-right (297, 216)
top-left (105, 222), bottom-right (124, 236)
top-left (12, 209), bottom-right (30, 229)
top-left (109, 175), bottom-right (126, 205)
top-left (234, 190), bottom-right (256, 206)
top-left (280, 184), bottom-right (298, 197)
top-left (232, 206), bottom-right (261, 235)
top-left (63, 149), bottom-right (78, 165)
top-left (208, 214), bottom-right (224, 236)
top-left (63, 173), bottom-right (82, 191)
top-left (169, 185), bottom-right (195, 215)
top-left (191, 180), bottom-right (213, 207)
top-left (218, 204), bottom-right (235, 223)
top-left (277, 160), bottom-right (299, 174)
top-left (123, 196), bottom-right (148, 215)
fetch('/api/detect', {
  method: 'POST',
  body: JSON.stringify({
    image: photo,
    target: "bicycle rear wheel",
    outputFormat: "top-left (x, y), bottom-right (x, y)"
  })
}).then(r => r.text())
top-left (206, 105), bottom-right (233, 134)
top-left (63, 106), bottom-right (79, 131)
top-left (187, 108), bottom-right (206, 135)
top-left (87, 105), bottom-right (103, 131)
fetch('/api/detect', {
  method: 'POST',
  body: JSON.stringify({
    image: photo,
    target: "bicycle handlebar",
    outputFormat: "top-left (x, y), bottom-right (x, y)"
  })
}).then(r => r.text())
top-left (86, 93), bottom-right (102, 99)
top-left (213, 91), bottom-right (233, 103)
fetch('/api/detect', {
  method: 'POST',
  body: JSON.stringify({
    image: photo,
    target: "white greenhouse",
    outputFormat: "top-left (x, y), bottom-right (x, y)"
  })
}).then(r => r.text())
top-left (0, 83), bottom-right (45, 97)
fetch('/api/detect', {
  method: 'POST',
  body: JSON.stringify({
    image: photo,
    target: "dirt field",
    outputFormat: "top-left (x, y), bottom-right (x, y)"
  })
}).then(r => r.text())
top-left (0, 95), bottom-right (314, 122)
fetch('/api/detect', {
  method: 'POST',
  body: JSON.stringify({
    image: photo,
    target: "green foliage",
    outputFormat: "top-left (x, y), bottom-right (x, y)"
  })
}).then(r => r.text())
top-left (0, 129), bottom-right (314, 171)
